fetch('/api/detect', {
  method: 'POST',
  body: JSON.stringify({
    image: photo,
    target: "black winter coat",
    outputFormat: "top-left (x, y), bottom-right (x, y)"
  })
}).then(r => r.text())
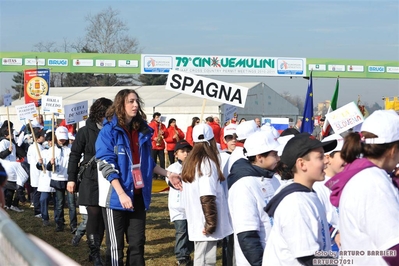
top-left (67, 118), bottom-right (100, 206)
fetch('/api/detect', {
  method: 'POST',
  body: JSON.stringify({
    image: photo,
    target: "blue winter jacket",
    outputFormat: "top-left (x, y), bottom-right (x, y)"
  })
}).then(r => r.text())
top-left (95, 115), bottom-right (155, 211)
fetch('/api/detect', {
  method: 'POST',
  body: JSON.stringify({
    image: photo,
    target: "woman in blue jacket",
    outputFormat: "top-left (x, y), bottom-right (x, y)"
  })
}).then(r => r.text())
top-left (96, 89), bottom-right (181, 266)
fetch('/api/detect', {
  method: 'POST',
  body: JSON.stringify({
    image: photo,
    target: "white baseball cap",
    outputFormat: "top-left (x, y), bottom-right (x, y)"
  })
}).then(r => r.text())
top-left (261, 123), bottom-right (280, 139)
top-left (193, 123), bottom-right (214, 143)
top-left (276, 134), bottom-right (296, 156)
top-left (223, 123), bottom-right (237, 138)
top-left (55, 126), bottom-right (69, 140)
top-left (361, 110), bottom-right (399, 144)
top-left (244, 131), bottom-right (281, 157)
top-left (322, 134), bottom-right (344, 154)
top-left (236, 120), bottom-right (259, 141)
top-left (68, 133), bottom-right (75, 140)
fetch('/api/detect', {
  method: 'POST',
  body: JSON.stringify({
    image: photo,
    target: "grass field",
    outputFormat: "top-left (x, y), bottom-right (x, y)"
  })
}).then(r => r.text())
top-left (8, 192), bottom-right (223, 265)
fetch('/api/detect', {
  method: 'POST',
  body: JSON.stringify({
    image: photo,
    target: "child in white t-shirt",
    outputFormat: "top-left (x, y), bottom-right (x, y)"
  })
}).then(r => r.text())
top-left (228, 130), bottom-right (281, 266)
top-left (263, 133), bottom-right (337, 265)
top-left (166, 139), bottom-right (194, 266)
top-left (181, 124), bottom-right (233, 266)
top-left (313, 134), bottom-right (345, 252)
top-left (325, 110), bottom-right (399, 265)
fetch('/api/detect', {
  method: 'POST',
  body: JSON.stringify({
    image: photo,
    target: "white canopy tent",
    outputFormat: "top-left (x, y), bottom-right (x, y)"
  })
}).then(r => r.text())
top-left (0, 82), bottom-right (299, 132)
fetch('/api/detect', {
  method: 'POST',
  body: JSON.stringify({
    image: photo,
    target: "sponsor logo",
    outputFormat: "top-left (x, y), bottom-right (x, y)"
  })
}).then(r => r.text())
top-left (277, 59), bottom-right (304, 75)
top-left (96, 60), bottom-right (116, 67)
top-left (328, 65), bottom-right (345, 72)
top-left (25, 58), bottom-right (46, 66)
top-left (309, 64), bottom-right (326, 71)
top-left (48, 59), bottom-right (68, 66)
top-left (2, 58), bottom-right (23, 66)
top-left (73, 59), bottom-right (93, 67)
top-left (387, 66), bottom-right (399, 73)
top-left (142, 56), bottom-right (173, 73)
top-left (118, 60), bottom-right (139, 68)
top-left (368, 66), bottom-right (385, 73)
top-left (347, 65), bottom-right (364, 72)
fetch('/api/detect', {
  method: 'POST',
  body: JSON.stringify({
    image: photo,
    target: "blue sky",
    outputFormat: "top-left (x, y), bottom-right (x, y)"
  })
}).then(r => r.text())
top-left (1, 0), bottom-right (398, 107)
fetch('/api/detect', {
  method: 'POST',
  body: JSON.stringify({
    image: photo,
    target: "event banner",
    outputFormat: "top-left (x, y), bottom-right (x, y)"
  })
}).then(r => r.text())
top-left (142, 54), bottom-right (306, 77)
top-left (24, 68), bottom-right (50, 107)
top-left (1, 52), bottom-right (398, 79)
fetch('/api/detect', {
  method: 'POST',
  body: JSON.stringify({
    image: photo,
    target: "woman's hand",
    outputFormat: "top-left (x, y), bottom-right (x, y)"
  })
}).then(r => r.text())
top-left (169, 172), bottom-right (182, 190)
top-left (67, 181), bottom-right (76, 193)
top-left (118, 192), bottom-right (133, 210)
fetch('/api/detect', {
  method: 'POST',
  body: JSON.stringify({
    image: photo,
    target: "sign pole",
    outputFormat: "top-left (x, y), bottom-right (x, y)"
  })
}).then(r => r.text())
top-left (200, 99), bottom-right (207, 122)
top-left (28, 119), bottom-right (45, 172)
top-left (52, 113), bottom-right (55, 172)
top-left (6, 107), bottom-right (11, 149)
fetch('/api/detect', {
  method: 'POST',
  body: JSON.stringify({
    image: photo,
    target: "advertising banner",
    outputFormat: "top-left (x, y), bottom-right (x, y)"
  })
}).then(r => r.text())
top-left (24, 68), bottom-right (50, 107)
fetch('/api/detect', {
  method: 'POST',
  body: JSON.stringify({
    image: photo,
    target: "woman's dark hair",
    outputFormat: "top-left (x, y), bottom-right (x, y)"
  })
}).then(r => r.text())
top-left (168, 118), bottom-right (176, 128)
top-left (106, 89), bottom-right (146, 130)
top-left (341, 132), bottom-right (399, 163)
top-left (191, 117), bottom-right (200, 128)
top-left (90, 97), bottom-right (113, 124)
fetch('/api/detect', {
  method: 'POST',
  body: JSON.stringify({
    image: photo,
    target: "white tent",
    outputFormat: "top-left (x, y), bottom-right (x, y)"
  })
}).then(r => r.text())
top-left (0, 82), bottom-right (299, 132)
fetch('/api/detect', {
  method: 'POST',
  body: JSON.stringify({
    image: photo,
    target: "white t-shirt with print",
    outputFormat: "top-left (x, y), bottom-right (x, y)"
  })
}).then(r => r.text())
top-left (27, 143), bottom-right (45, 187)
top-left (229, 175), bottom-right (280, 266)
top-left (313, 176), bottom-right (339, 229)
top-left (263, 190), bottom-right (331, 265)
top-left (338, 167), bottom-right (399, 265)
top-left (182, 160), bottom-right (233, 241)
top-left (166, 162), bottom-right (185, 222)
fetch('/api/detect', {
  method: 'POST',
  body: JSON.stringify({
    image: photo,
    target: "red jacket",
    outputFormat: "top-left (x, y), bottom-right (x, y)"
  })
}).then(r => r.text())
top-left (148, 120), bottom-right (168, 150)
top-left (208, 121), bottom-right (221, 144)
top-left (164, 126), bottom-right (185, 152)
top-left (186, 126), bottom-right (194, 146)
top-left (219, 127), bottom-right (227, 150)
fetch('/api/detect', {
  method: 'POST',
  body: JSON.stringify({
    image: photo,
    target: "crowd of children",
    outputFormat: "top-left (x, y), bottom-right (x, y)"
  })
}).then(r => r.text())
top-left (1, 99), bottom-right (398, 266)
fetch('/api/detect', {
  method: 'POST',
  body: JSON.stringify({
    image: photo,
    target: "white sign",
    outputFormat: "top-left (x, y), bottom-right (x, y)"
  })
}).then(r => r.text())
top-left (96, 60), bottom-right (116, 67)
top-left (328, 65), bottom-right (345, 72)
top-left (25, 58), bottom-right (46, 66)
top-left (15, 103), bottom-right (38, 120)
top-left (347, 65), bottom-right (364, 72)
top-left (325, 102), bottom-right (364, 134)
top-left (309, 64), bottom-right (327, 71)
top-left (64, 101), bottom-right (89, 125)
top-left (222, 104), bottom-right (238, 123)
top-left (42, 95), bottom-right (63, 114)
top-left (3, 94), bottom-right (12, 107)
top-left (48, 59), bottom-right (69, 66)
top-left (2, 58), bottom-right (23, 66)
top-left (165, 70), bottom-right (248, 108)
top-left (387, 66), bottom-right (399, 73)
top-left (73, 59), bottom-right (94, 67)
top-left (118, 60), bottom-right (139, 68)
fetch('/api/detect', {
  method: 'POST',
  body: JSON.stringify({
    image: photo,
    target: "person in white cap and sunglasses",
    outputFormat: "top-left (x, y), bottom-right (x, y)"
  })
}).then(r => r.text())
top-left (227, 120), bottom-right (259, 174)
top-left (228, 130), bottom-right (282, 266)
top-left (181, 123), bottom-right (233, 266)
top-left (313, 134), bottom-right (345, 252)
top-left (325, 110), bottom-right (399, 265)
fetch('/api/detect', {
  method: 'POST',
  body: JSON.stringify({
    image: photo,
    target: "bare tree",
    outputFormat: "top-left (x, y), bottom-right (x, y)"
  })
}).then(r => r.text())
top-left (85, 7), bottom-right (141, 54)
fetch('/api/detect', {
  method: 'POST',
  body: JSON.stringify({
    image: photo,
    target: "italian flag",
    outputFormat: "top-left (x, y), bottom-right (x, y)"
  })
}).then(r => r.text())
top-left (322, 78), bottom-right (339, 137)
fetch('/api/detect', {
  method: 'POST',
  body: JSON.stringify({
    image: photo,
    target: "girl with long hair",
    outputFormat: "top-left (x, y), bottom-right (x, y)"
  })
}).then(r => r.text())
top-left (181, 123), bottom-right (232, 266)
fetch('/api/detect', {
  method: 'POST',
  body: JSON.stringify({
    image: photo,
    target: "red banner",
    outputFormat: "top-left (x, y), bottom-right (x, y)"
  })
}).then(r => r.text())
top-left (24, 69), bottom-right (50, 107)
